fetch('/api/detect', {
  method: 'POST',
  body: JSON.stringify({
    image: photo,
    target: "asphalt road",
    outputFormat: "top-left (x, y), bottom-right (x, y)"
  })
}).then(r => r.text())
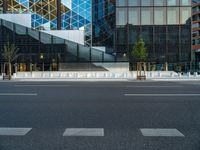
top-left (0, 81), bottom-right (200, 150)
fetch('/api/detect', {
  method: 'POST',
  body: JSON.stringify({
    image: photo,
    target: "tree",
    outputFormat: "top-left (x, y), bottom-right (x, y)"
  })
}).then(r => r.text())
top-left (1, 42), bottom-right (19, 80)
top-left (131, 36), bottom-right (148, 80)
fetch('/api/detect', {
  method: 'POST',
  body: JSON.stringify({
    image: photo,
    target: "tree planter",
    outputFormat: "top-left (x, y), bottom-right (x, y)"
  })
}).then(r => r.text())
top-left (131, 36), bottom-right (148, 80)
top-left (136, 62), bottom-right (146, 80)
top-left (1, 42), bottom-right (19, 80)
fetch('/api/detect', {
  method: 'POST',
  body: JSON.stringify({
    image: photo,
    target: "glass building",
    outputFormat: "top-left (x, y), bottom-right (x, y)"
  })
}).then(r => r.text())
top-left (192, 0), bottom-right (200, 67)
top-left (2, 0), bottom-right (91, 30)
top-left (92, 0), bottom-right (115, 51)
top-left (116, 0), bottom-right (191, 70)
top-left (0, 0), bottom-right (193, 72)
top-left (0, 0), bottom-right (92, 45)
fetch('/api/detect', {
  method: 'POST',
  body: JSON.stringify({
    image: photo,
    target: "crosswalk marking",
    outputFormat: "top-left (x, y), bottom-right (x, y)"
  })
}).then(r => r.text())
top-left (140, 128), bottom-right (184, 137)
top-left (63, 128), bottom-right (104, 136)
top-left (0, 127), bottom-right (186, 137)
top-left (0, 93), bottom-right (38, 96)
top-left (0, 128), bottom-right (32, 136)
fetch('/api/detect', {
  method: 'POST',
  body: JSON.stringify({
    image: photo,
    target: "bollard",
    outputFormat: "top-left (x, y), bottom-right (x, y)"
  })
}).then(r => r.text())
top-left (194, 72), bottom-right (198, 77)
top-left (150, 72), bottom-right (154, 78)
top-left (170, 72), bottom-right (174, 77)
top-left (13, 73), bottom-right (16, 78)
top-left (31, 72), bottom-right (35, 78)
top-left (187, 72), bottom-right (191, 77)
top-left (158, 72), bottom-right (161, 78)
top-left (178, 72), bottom-right (182, 77)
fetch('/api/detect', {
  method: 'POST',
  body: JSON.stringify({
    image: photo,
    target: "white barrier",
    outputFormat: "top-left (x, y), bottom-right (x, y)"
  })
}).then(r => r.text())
top-left (13, 71), bottom-right (135, 79)
top-left (10, 71), bottom-right (200, 80)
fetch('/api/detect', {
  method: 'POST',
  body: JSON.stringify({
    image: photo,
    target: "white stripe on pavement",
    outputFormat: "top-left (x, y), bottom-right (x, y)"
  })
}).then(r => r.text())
top-left (14, 85), bottom-right (71, 87)
top-left (0, 128), bottom-right (32, 136)
top-left (140, 128), bottom-right (184, 137)
top-left (126, 86), bottom-right (184, 88)
top-left (124, 94), bottom-right (200, 97)
top-left (63, 128), bottom-right (104, 136)
top-left (0, 93), bottom-right (38, 96)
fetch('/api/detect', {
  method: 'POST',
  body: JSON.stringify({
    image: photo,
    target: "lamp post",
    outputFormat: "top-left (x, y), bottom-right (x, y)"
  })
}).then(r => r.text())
top-left (40, 53), bottom-right (44, 71)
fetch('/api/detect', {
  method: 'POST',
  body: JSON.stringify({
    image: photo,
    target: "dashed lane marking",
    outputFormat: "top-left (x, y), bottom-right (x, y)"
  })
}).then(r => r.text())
top-left (63, 128), bottom-right (104, 136)
top-left (140, 128), bottom-right (184, 137)
top-left (0, 128), bottom-right (32, 136)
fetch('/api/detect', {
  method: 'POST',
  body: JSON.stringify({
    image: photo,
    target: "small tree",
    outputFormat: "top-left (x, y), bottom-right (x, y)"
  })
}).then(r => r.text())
top-left (1, 42), bottom-right (19, 80)
top-left (131, 37), bottom-right (148, 80)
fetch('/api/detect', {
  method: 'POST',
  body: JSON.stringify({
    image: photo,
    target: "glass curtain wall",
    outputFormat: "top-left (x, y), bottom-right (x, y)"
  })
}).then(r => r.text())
top-left (116, 0), bottom-right (191, 68)
top-left (3, 0), bottom-right (92, 32)
top-left (92, 0), bottom-right (115, 51)
top-left (0, 0), bottom-right (3, 13)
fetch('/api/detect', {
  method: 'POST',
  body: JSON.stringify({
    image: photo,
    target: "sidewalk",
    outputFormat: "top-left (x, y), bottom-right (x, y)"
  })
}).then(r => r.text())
top-left (1, 77), bottom-right (200, 82)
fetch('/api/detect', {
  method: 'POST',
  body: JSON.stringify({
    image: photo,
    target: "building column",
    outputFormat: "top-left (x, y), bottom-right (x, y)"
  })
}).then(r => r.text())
top-left (14, 63), bottom-right (18, 73)
top-left (148, 62), bottom-right (151, 71)
top-left (57, 0), bottom-right (61, 30)
top-left (3, 0), bottom-right (7, 13)
top-left (165, 62), bottom-right (168, 71)
top-left (1, 63), bottom-right (3, 74)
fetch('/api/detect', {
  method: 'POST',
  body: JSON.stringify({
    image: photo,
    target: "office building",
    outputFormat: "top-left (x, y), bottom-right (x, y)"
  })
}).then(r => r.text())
top-left (0, 0), bottom-right (192, 72)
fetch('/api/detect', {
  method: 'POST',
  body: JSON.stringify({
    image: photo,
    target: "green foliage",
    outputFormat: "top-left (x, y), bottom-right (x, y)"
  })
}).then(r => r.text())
top-left (131, 36), bottom-right (147, 62)
top-left (1, 42), bottom-right (19, 63)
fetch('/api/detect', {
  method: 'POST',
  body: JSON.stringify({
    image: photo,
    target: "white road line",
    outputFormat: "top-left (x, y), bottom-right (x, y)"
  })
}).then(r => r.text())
top-left (14, 85), bottom-right (70, 87)
top-left (140, 128), bottom-right (184, 137)
top-left (0, 128), bottom-right (32, 136)
top-left (63, 128), bottom-right (104, 136)
top-left (124, 94), bottom-right (200, 97)
top-left (0, 93), bottom-right (38, 96)
top-left (126, 86), bottom-right (184, 88)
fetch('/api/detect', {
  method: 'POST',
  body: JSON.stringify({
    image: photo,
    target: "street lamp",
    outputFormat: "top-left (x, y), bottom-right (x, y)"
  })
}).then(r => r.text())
top-left (40, 53), bottom-right (44, 71)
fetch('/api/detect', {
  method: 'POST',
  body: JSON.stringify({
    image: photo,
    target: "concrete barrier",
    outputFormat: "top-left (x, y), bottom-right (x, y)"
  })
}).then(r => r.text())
top-left (11, 71), bottom-right (200, 80)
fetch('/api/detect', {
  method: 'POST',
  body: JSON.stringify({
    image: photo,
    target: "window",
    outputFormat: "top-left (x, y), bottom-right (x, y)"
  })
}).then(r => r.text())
top-left (154, 7), bottom-right (166, 25)
top-left (141, 0), bottom-right (153, 6)
top-left (128, 8), bottom-right (140, 25)
top-left (180, 0), bottom-right (191, 6)
top-left (192, 23), bottom-right (199, 28)
top-left (167, 0), bottom-right (179, 6)
top-left (128, 0), bottom-right (140, 6)
top-left (154, 0), bottom-right (166, 6)
top-left (116, 0), bottom-right (126, 6)
top-left (167, 7), bottom-right (179, 24)
top-left (141, 7), bottom-right (153, 25)
top-left (180, 7), bottom-right (191, 24)
top-left (116, 8), bottom-right (127, 25)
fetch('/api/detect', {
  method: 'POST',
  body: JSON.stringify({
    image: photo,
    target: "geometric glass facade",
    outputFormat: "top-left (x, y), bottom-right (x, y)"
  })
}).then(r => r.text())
top-left (116, 0), bottom-right (192, 67)
top-left (2, 0), bottom-right (92, 45)
top-left (92, 0), bottom-right (115, 51)
top-left (0, 0), bottom-right (2, 13)
top-left (4, 0), bottom-right (91, 31)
